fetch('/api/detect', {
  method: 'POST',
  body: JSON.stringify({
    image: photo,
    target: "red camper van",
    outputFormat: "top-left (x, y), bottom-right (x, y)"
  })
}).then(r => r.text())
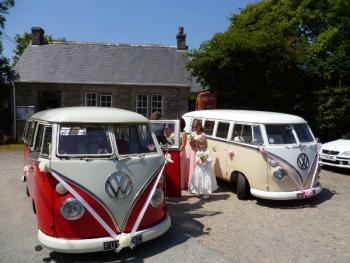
top-left (22, 107), bottom-right (171, 253)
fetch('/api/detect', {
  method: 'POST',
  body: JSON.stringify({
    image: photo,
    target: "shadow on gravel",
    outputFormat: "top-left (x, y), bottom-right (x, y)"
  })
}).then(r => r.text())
top-left (255, 187), bottom-right (336, 209)
top-left (42, 194), bottom-right (228, 263)
top-left (321, 166), bottom-right (350, 176)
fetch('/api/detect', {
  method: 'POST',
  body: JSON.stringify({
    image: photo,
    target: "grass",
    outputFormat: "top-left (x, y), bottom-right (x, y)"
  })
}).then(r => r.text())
top-left (0, 143), bottom-right (23, 152)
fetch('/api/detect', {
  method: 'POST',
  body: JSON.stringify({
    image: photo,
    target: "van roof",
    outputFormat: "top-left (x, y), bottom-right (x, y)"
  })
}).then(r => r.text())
top-left (29, 107), bottom-right (148, 123)
top-left (182, 110), bottom-right (306, 124)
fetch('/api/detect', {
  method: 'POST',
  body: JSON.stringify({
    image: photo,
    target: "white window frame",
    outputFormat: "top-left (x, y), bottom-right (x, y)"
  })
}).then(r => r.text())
top-left (85, 92), bottom-right (112, 107)
top-left (150, 94), bottom-right (163, 115)
top-left (136, 94), bottom-right (149, 117)
top-left (100, 94), bottom-right (112, 107)
top-left (85, 92), bottom-right (98, 106)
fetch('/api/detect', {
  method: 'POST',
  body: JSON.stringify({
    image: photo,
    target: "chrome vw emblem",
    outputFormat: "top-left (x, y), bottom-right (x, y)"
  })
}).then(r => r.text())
top-left (297, 153), bottom-right (309, 170)
top-left (105, 171), bottom-right (133, 199)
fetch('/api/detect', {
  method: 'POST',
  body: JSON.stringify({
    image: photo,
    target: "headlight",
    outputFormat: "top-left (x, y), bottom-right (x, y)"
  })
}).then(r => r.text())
top-left (61, 198), bottom-right (84, 220)
top-left (273, 168), bottom-right (287, 182)
top-left (341, 151), bottom-right (350, 156)
top-left (150, 188), bottom-right (164, 208)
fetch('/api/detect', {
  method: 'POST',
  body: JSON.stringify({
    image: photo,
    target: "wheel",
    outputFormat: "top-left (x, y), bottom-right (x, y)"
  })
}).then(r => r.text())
top-left (236, 173), bottom-right (249, 200)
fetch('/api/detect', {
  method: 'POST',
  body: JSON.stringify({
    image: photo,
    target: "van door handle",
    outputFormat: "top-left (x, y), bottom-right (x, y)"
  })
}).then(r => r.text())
top-left (212, 146), bottom-right (217, 152)
top-left (29, 166), bottom-right (35, 173)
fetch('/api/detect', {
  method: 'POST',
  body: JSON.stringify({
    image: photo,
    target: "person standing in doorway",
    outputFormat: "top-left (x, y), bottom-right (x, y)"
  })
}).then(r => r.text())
top-left (179, 118), bottom-right (189, 189)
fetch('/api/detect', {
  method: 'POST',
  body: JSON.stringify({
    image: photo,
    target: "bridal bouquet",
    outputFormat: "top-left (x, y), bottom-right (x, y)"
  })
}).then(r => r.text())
top-left (187, 134), bottom-right (193, 142)
top-left (198, 152), bottom-right (209, 164)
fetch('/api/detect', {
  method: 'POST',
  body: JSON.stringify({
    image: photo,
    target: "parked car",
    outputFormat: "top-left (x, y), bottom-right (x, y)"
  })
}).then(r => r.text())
top-left (320, 133), bottom-right (350, 169)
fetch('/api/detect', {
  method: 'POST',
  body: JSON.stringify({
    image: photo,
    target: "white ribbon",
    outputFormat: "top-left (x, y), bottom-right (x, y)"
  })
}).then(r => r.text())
top-left (50, 169), bottom-right (118, 239)
top-left (49, 163), bottom-right (165, 251)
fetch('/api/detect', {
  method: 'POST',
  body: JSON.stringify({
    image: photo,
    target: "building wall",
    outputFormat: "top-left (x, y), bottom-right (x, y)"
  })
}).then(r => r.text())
top-left (14, 82), bottom-right (189, 138)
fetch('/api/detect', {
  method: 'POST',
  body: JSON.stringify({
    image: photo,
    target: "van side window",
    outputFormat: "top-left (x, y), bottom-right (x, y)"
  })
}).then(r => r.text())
top-left (27, 121), bottom-right (37, 147)
top-left (203, 120), bottom-right (215, 136)
top-left (42, 126), bottom-right (52, 157)
top-left (34, 124), bottom-right (45, 153)
top-left (252, 125), bottom-right (263, 145)
top-left (216, 122), bottom-right (230, 139)
top-left (232, 124), bottom-right (253, 144)
top-left (232, 124), bottom-right (243, 142)
top-left (22, 120), bottom-right (30, 143)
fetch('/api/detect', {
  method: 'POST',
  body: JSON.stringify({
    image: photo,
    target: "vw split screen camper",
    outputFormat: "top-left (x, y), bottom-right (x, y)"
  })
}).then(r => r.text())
top-left (22, 107), bottom-right (170, 253)
top-left (182, 110), bottom-right (322, 200)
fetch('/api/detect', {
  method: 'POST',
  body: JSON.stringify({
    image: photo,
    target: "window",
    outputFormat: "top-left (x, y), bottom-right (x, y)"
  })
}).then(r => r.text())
top-left (42, 126), bottom-right (52, 157)
top-left (252, 125), bottom-right (263, 145)
top-left (85, 93), bottom-right (97, 106)
top-left (58, 125), bottom-right (112, 156)
top-left (85, 92), bottom-right (112, 107)
top-left (151, 95), bottom-right (163, 114)
top-left (114, 124), bottom-right (156, 155)
top-left (203, 120), bottom-right (215, 136)
top-left (136, 94), bottom-right (164, 117)
top-left (232, 124), bottom-right (253, 144)
top-left (34, 124), bottom-right (45, 153)
top-left (265, 125), bottom-right (296, 145)
top-left (136, 94), bottom-right (148, 117)
top-left (216, 122), bottom-right (230, 139)
top-left (22, 120), bottom-right (31, 143)
top-left (100, 94), bottom-right (112, 107)
top-left (293, 124), bottom-right (313, 143)
top-left (27, 121), bottom-right (37, 147)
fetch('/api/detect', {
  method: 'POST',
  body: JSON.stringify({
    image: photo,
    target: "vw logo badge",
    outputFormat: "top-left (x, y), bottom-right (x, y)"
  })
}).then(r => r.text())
top-left (105, 171), bottom-right (133, 199)
top-left (297, 153), bottom-right (309, 170)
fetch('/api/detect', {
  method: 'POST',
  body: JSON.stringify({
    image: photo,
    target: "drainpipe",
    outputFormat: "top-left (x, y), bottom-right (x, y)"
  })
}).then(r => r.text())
top-left (11, 80), bottom-right (16, 139)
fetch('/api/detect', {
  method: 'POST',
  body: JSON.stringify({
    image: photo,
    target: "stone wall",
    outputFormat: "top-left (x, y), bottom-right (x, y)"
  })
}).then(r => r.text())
top-left (14, 82), bottom-right (189, 138)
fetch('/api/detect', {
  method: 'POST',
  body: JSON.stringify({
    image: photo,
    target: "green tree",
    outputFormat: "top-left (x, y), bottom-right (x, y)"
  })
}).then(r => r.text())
top-left (12, 32), bottom-right (65, 66)
top-left (187, 0), bottom-right (350, 140)
top-left (0, 0), bottom-right (15, 137)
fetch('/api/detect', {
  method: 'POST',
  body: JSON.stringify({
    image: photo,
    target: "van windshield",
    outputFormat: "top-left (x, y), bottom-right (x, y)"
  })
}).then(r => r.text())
top-left (113, 124), bottom-right (157, 155)
top-left (58, 125), bottom-right (112, 156)
top-left (292, 124), bottom-right (314, 143)
top-left (265, 125), bottom-right (296, 145)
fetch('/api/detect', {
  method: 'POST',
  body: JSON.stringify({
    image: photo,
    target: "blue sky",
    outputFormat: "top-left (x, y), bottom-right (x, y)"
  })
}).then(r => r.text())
top-left (2, 0), bottom-right (257, 60)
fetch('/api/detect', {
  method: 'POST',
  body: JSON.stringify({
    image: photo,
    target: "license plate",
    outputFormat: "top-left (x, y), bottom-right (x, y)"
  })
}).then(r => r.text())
top-left (320, 154), bottom-right (335, 161)
top-left (132, 235), bottom-right (142, 246)
top-left (103, 240), bottom-right (119, 251)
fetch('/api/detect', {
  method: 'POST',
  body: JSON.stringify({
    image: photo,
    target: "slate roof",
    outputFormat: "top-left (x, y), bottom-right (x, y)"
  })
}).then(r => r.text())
top-left (14, 42), bottom-right (191, 87)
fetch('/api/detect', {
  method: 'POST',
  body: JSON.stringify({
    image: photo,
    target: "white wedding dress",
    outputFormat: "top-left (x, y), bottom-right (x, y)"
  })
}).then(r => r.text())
top-left (189, 149), bottom-right (218, 195)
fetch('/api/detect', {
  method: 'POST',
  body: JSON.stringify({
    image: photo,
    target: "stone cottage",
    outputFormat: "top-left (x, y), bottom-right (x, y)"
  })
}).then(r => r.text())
top-left (13, 26), bottom-right (191, 138)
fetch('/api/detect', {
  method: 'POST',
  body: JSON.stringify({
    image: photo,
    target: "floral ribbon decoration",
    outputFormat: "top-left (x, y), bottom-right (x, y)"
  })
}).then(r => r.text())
top-left (259, 144), bottom-right (321, 198)
top-left (35, 159), bottom-right (166, 252)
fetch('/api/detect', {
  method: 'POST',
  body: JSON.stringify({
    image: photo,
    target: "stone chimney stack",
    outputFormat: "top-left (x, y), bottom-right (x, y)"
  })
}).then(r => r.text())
top-left (31, 27), bottom-right (45, 45)
top-left (176, 26), bottom-right (188, 50)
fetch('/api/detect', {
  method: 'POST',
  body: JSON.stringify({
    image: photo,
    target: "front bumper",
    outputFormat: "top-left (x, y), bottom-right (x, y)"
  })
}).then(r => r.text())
top-left (38, 214), bottom-right (171, 253)
top-left (250, 183), bottom-right (323, 200)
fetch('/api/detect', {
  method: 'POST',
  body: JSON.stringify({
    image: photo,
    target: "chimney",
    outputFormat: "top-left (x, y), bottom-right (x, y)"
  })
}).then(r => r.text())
top-left (176, 26), bottom-right (188, 50)
top-left (31, 27), bottom-right (45, 45)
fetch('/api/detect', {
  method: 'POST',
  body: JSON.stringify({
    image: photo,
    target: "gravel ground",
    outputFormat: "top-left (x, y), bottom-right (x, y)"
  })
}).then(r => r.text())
top-left (0, 148), bottom-right (349, 262)
top-left (168, 166), bottom-right (350, 263)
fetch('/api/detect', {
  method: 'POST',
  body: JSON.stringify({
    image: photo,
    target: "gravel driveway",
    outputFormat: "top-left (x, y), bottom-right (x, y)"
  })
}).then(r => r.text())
top-left (0, 148), bottom-right (349, 262)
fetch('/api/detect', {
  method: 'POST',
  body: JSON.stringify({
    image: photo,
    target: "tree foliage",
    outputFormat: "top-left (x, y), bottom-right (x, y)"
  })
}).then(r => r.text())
top-left (0, 0), bottom-right (14, 135)
top-left (187, 0), bottom-right (350, 140)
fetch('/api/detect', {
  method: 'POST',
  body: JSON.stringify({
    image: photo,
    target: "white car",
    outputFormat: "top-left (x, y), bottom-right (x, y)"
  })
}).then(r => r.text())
top-left (320, 133), bottom-right (350, 169)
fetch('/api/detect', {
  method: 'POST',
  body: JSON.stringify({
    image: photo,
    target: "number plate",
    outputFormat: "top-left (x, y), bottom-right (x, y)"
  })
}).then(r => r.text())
top-left (320, 154), bottom-right (336, 161)
top-left (103, 240), bottom-right (119, 251)
top-left (132, 235), bottom-right (143, 246)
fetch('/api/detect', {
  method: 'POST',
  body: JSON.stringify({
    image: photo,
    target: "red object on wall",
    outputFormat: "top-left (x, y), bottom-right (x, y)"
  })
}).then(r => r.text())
top-left (163, 150), bottom-right (181, 197)
top-left (195, 91), bottom-right (217, 110)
